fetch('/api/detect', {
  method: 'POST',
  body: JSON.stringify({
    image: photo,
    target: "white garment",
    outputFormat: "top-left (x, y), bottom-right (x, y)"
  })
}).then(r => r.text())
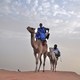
top-left (53, 48), bottom-right (59, 54)
top-left (35, 28), bottom-right (37, 33)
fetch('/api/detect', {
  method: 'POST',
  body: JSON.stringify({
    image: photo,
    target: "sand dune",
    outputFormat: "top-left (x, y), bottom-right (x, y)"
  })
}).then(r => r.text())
top-left (0, 69), bottom-right (80, 80)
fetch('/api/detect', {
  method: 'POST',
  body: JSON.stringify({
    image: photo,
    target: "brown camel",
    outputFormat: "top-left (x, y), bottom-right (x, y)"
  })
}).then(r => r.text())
top-left (47, 47), bottom-right (57, 71)
top-left (27, 26), bottom-right (48, 72)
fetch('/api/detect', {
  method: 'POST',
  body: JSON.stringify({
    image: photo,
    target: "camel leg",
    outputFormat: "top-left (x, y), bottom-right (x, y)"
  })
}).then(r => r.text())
top-left (54, 63), bottom-right (56, 72)
top-left (50, 61), bottom-right (53, 71)
top-left (35, 56), bottom-right (38, 72)
top-left (50, 57), bottom-right (53, 71)
top-left (54, 60), bottom-right (57, 72)
top-left (51, 60), bottom-right (56, 72)
top-left (47, 52), bottom-right (53, 71)
top-left (43, 53), bottom-right (47, 72)
top-left (38, 54), bottom-right (42, 72)
top-left (52, 62), bottom-right (54, 71)
top-left (34, 53), bottom-right (38, 72)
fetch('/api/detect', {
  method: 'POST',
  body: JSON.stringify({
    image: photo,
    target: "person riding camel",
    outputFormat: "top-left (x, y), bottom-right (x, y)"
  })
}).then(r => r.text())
top-left (53, 44), bottom-right (61, 60)
top-left (35, 23), bottom-right (50, 42)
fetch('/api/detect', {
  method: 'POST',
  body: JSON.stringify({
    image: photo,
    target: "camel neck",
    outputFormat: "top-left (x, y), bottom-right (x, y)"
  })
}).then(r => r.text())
top-left (31, 33), bottom-right (34, 39)
top-left (31, 33), bottom-right (35, 46)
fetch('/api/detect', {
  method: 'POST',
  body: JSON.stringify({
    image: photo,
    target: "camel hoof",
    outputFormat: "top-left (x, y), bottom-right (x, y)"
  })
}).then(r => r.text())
top-left (38, 70), bottom-right (39, 72)
top-left (35, 69), bottom-right (37, 72)
top-left (35, 70), bottom-right (37, 72)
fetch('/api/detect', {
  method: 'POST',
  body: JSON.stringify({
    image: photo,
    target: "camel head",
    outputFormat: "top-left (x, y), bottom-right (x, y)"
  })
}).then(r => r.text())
top-left (27, 26), bottom-right (35, 33)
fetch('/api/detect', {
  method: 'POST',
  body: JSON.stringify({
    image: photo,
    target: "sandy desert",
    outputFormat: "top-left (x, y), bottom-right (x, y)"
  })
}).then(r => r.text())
top-left (0, 69), bottom-right (80, 80)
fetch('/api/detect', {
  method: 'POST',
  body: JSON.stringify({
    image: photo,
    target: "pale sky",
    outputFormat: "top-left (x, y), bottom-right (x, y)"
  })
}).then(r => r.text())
top-left (0, 0), bottom-right (80, 74)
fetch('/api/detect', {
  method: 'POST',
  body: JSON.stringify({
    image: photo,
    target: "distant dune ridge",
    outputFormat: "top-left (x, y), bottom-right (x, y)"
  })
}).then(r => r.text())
top-left (0, 69), bottom-right (80, 80)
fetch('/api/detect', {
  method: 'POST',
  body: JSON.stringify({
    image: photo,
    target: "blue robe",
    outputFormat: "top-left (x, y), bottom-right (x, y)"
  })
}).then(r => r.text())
top-left (36, 27), bottom-right (46, 41)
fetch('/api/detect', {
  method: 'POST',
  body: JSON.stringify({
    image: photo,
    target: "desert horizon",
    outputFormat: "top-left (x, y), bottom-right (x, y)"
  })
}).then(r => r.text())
top-left (0, 68), bottom-right (80, 75)
top-left (0, 69), bottom-right (80, 80)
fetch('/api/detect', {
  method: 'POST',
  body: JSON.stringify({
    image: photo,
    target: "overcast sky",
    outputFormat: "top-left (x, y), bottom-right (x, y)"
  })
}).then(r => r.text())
top-left (0, 0), bottom-right (80, 74)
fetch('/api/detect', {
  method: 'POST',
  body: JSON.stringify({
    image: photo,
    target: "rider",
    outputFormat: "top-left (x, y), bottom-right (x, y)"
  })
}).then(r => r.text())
top-left (53, 44), bottom-right (61, 60)
top-left (35, 23), bottom-right (50, 41)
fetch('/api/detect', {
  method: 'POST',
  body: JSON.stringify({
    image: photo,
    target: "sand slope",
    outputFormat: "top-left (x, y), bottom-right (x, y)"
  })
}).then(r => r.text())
top-left (0, 69), bottom-right (80, 80)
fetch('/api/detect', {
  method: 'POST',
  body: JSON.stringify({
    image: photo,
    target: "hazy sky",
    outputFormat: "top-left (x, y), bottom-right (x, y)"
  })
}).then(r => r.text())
top-left (0, 0), bottom-right (80, 74)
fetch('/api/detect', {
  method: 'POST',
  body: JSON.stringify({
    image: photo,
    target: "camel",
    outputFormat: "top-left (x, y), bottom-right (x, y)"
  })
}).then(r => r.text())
top-left (27, 26), bottom-right (48, 72)
top-left (47, 47), bottom-right (57, 71)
